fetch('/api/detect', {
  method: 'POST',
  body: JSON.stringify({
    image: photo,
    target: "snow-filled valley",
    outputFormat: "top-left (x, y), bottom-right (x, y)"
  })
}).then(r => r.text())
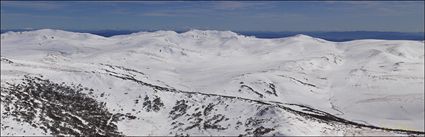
top-left (1, 29), bottom-right (424, 136)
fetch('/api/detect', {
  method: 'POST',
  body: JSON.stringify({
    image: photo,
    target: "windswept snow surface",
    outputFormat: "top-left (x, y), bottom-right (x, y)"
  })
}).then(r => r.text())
top-left (1, 29), bottom-right (424, 136)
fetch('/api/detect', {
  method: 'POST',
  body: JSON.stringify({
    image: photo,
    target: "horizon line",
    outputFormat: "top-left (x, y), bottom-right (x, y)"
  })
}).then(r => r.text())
top-left (1, 28), bottom-right (424, 33)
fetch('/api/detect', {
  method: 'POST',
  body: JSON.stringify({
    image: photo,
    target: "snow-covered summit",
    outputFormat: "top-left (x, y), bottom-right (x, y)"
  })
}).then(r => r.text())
top-left (1, 29), bottom-right (107, 42)
top-left (180, 29), bottom-right (240, 38)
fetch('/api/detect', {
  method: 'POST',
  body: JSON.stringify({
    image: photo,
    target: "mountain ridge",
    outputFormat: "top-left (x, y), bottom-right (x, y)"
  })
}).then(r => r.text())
top-left (1, 29), bottom-right (424, 136)
top-left (2, 29), bottom-right (423, 42)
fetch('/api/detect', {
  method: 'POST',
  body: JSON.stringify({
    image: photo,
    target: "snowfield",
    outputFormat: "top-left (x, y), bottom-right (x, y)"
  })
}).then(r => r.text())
top-left (1, 29), bottom-right (424, 136)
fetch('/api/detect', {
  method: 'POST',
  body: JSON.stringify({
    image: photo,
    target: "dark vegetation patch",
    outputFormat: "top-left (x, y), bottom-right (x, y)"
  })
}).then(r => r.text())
top-left (0, 75), bottom-right (127, 136)
top-left (169, 100), bottom-right (190, 120)
top-left (142, 95), bottom-right (164, 112)
top-left (170, 100), bottom-right (228, 132)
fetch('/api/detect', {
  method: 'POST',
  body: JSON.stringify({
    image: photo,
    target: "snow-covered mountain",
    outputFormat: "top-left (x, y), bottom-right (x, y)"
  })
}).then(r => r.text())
top-left (1, 29), bottom-right (424, 136)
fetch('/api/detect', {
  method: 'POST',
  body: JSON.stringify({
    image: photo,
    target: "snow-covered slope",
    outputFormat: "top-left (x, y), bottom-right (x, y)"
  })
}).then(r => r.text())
top-left (1, 29), bottom-right (424, 136)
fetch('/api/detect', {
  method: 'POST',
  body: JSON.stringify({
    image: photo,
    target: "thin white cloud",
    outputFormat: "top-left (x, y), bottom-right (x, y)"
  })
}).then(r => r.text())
top-left (2, 12), bottom-right (74, 20)
top-left (142, 12), bottom-right (176, 17)
top-left (211, 1), bottom-right (276, 10)
top-left (139, 2), bottom-right (277, 17)
top-left (140, 8), bottom-right (217, 17)
top-left (1, 1), bottom-right (65, 10)
top-left (213, 1), bottom-right (245, 10)
top-left (323, 1), bottom-right (424, 16)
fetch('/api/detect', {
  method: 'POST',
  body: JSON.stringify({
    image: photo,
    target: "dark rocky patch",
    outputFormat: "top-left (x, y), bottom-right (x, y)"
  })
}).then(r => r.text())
top-left (240, 85), bottom-right (264, 98)
top-left (1, 57), bottom-right (14, 64)
top-left (265, 83), bottom-right (278, 97)
top-left (278, 75), bottom-right (317, 88)
top-left (203, 114), bottom-right (227, 130)
top-left (203, 103), bottom-right (215, 116)
top-left (100, 63), bottom-right (145, 75)
top-left (253, 126), bottom-right (275, 136)
top-left (104, 66), bottom-right (425, 136)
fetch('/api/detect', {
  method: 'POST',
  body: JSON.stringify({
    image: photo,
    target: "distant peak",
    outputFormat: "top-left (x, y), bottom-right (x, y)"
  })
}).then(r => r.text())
top-left (1, 29), bottom-right (107, 39)
top-left (273, 34), bottom-right (330, 43)
top-left (34, 29), bottom-right (62, 32)
top-left (1, 29), bottom-right (58, 35)
top-left (293, 34), bottom-right (314, 39)
top-left (279, 34), bottom-right (318, 41)
top-left (145, 30), bottom-right (178, 35)
top-left (20, 29), bottom-right (77, 36)
top-left (181, 29), bottom-right (239, 38)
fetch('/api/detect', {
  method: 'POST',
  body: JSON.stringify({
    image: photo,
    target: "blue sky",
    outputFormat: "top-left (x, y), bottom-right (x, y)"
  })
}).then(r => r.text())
top-left (1, 1), bottom-right (424, 32)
